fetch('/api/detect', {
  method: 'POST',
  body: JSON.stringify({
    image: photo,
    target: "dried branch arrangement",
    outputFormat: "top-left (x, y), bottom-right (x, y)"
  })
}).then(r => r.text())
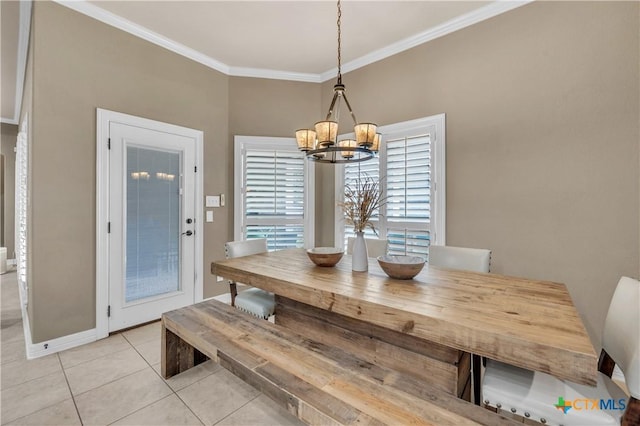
top-left (339, 174), bottom-right (385, 234)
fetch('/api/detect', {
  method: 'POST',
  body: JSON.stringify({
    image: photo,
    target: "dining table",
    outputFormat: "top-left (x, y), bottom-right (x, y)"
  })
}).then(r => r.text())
top-left (211, 248), bottom-right (598, 394)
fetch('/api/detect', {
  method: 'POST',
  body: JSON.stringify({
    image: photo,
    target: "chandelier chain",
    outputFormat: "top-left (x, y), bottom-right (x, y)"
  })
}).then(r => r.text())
top-left (337, 0), bottom-right (342, 81)
top-left (294, 0), bottom-right (379, 163)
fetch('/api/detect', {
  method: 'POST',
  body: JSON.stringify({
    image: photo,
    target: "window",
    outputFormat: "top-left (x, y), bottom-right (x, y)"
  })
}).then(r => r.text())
top-left (335, 115), bottom-right (445, 258)
top-left (235, 136), bottom-right (314, 250)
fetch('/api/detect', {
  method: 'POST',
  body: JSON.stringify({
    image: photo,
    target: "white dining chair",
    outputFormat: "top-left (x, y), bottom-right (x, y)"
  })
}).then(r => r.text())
top-left (482, 276), bottom-right (639, 425)
top-left (428, 245), bottom-right (491, 273)
top-left (224, 238), bottom-right (275, 320)
top-left (346, 237), bottom-right (388, 258)
top-left (428, 244), bottom-right (492, 406)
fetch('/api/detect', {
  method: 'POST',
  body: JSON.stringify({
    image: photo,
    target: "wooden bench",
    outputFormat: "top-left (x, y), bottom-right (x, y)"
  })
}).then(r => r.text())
top-left (161, 299), bottom-right (519, 425)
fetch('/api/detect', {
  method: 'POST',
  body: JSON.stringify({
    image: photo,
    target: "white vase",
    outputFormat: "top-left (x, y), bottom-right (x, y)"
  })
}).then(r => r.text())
top-left (352, 231), bottom-right (369, 272)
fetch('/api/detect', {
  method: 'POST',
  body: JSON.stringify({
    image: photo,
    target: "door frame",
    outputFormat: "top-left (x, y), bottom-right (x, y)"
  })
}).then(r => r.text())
top-left (96, 108), bottom-right (203, 339)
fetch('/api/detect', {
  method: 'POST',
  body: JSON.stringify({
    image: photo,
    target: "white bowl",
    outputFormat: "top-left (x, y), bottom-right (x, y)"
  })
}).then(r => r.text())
top-left (307, 247), bottom-right (344, 267)
top-left (377, 255), bottom-right (425, 279)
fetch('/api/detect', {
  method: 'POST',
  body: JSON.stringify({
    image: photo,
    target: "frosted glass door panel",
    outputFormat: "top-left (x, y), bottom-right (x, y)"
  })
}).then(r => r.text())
top-left (126, 146), bottom-right (181, 303)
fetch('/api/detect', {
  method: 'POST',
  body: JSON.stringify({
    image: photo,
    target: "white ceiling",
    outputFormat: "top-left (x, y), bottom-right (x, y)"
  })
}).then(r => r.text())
top-left (1, 0), bottom-right (531, 124)
top-left (88, 1), bottom-right (492, 75)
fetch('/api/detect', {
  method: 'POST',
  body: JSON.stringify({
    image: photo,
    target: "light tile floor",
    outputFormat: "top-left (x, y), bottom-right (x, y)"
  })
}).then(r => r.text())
top-left (1, 270), bottom-right (303, 426)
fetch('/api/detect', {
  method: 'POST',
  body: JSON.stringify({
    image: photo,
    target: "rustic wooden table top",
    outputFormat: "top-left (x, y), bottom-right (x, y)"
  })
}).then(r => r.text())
top-left (212, 248), bottom-right (597, 386)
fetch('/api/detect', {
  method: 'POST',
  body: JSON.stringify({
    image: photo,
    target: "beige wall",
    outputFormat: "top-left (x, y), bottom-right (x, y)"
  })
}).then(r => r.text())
top-left (1, 123), bottom-right (17, 256)
top-left (227, 76), bottom-right (321, 256)
top-left (29, 2), bottom-right (229, 342)
top-left (320, 1), bottom-right (639, 346)
top-left (23, 1), bottom-right (639, 349)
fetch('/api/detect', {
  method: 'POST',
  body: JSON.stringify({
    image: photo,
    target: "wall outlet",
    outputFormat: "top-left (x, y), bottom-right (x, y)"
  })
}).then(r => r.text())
top-left (216, 276), bottom-right (224, 282)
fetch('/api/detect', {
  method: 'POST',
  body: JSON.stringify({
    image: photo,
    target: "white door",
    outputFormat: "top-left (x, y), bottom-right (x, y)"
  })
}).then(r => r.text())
top-left (107, 122), bottom-right (196, 332)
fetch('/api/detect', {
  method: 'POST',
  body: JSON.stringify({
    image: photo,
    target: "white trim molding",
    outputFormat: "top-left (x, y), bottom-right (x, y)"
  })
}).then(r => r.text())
top-left (228, 66), bottom-right (321, 84)
top-left (1, 0), bottom-right (32, 124)
top-left (234, 136), bottom-right (315, 248)
top-left (16, 273), bottom-right (97, 359)
top-left (96, 108), bottom-right (204, 339)
top-left (53, 0), bottom-right (531, 84)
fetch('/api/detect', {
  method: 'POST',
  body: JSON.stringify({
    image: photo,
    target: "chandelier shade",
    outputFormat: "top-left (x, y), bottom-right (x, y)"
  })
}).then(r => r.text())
top-left (315, 121), bottom-right (338, 146)
top-left (354, 123), bottom-right (377, 147)
top-left (295, 129), bottom-right (316, 151)
top-left (338, 139), bottom-right (357, 159)
top-left (294, 0), bottom-right (381, 164)
top-left (371, 133), bottom-right (382, 153)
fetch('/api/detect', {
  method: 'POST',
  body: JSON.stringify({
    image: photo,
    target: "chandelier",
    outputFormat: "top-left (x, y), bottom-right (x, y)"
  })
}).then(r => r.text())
top-left (295, 0), bottom-right (380, 164)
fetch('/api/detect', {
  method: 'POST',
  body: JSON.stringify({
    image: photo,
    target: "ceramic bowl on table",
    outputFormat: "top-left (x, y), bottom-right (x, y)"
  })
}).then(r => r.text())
top-left (306, 247), bottom-right (344, 267)
top-left (377, 255), bottom-right (426, 279)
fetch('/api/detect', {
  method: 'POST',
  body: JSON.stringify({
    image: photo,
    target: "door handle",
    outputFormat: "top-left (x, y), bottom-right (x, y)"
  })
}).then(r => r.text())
top-left (182, 230), bottom-right (193, 236)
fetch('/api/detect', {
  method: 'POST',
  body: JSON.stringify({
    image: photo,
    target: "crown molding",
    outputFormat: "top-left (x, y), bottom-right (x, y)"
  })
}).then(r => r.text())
top-left (54, 0), bottom-right (230, 75)
top-left (0, 118), bottom-right (19, 125)
top-left (1, 1), bottom-right (32, 125)
top-left (50, 0), bottom-right (532, 86)
top-left (320, 0), bottom-right (534, 82)
top-left (229, 66), bottom-right (321, 83)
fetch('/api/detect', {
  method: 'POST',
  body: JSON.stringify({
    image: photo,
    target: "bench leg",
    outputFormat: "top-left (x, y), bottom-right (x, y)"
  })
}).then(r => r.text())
top-left (472, 354), bottom-right (482, 405)
top-left (162, 324), bottom-right (208, 379)
top-left (229, 282), bottom-right (238, 307)
top-left (622, 397), bottom-right (639, 426)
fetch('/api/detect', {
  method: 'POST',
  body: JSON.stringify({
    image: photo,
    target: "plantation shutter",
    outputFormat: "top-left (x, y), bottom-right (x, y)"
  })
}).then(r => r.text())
top-left (384, 134), bottom-right (431, 256)
top-left (243, 149), bottom-right (306, 250)
top-left (335, 115), bottom-right (445, 258)
top-left (15, 129), bottom-right (28, 295)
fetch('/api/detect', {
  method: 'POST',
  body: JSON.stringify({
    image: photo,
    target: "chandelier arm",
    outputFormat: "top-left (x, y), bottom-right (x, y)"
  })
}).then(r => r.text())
top-left (325, 90), bottom-right (341, 121)
top-left (341, 92), bottom-right (358, 126)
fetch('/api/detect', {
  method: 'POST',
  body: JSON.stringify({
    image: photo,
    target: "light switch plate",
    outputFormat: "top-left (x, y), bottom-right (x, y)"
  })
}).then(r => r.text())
top-left (206, 210), bottom-right (214, 222)
top-left (205, 195), bottom-right (220, 208)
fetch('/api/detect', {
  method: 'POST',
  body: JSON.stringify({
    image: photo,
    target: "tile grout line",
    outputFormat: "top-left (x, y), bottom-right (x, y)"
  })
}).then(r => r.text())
top-left (212, 393), bottom-right (263, 425)
top-left (135, 339), bottom-right (209, 426)
top-left (2, 354), bottom-right (82, 425)
top-left (70, 362), bottom-right (169, 425)
top-left (58, 352), bottom-right (85, 425)
top-left (60, 343), bottom-right (133, 371)
top-left (0, 362), bottom-right (59, 392)
top-left (68, 360), bottom-right (150, 399)
top-left (123, 332), bottom-right (209, 426)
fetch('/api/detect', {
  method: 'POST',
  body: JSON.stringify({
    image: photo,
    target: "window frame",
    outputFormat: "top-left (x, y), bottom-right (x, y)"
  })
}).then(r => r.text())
top-left (334, 114), bottom-right (446, 252)
top-left (234, 135), bottom-right (315, 249)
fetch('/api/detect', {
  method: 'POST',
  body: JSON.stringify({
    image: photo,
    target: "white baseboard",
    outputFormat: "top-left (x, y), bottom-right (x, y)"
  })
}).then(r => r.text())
top-left (18, 278), bottom-right (98, 359)
top-left (211, 293), bottom-right (232, 304)
top-left (26, 325), bottom-right (97, 360)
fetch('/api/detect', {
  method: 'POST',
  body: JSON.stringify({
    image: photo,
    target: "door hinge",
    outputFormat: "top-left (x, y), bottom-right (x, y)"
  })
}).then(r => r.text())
top-left (194, 166), bottom-right (197, 173)
top-left (107, 222), bottom-right (111, 233)
top-left (107, 138), bottom-right (111, 150)
top-left (107, 305), bottom-right (111, 317)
